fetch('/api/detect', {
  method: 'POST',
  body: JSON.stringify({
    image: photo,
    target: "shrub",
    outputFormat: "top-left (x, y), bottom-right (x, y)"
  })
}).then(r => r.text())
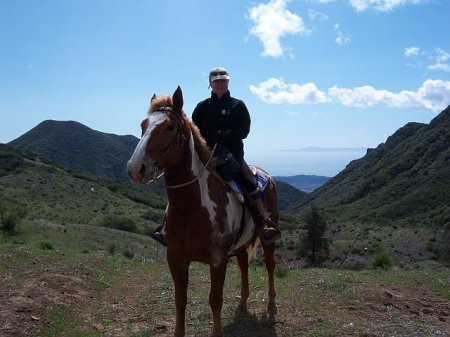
top-left (122, 250), bottom-right (134, 260)
top-left (370, 250), bottom-right (392, 270)
top-left (40, 240), bottom-right (55, 250)
top-left (108, 244), bottom-right (117, 255)
top-left (100, 216), bottom-right (137, 233)
top-left (2, 214), bottom-right (18, 233)
top-left (275, 265), bottom-right (288, 278)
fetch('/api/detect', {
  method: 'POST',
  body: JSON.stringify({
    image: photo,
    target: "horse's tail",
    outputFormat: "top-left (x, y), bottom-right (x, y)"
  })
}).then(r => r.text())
top-left (236, 237), bottom-right (260, 277)
top-left (246, 237), bottom-right (260, 263)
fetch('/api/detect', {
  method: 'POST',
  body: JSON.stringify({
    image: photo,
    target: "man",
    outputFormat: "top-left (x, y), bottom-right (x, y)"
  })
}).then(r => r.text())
top-left (191, 67), bottom-right (281, 246)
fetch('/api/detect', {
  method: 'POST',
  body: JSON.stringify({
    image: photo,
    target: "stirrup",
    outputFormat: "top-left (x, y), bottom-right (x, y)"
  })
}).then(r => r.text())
top-left (256, 226), bottom-right (281, 246)
top-left (150, 227), bottom-right (167, 247)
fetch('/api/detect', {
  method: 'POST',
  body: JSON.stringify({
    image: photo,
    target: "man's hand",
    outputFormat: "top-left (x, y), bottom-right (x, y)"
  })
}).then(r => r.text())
top-left (215, 129), bottom-right (232, 143)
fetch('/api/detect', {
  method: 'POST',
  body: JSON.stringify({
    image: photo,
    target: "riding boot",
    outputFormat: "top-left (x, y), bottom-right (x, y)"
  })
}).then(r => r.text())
top-left (247, 189), bottom-right (281, 246)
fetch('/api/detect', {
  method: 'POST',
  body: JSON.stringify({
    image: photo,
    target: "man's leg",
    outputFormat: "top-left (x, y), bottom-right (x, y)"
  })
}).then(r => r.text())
top-left (237, 159), bottom-right (281, 246)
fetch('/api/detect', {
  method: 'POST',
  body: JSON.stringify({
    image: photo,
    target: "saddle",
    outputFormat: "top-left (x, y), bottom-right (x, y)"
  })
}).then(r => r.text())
top-left (226, 166), bottom-right (272, 256)
top-left (226, 165), bottom-right (271, 202)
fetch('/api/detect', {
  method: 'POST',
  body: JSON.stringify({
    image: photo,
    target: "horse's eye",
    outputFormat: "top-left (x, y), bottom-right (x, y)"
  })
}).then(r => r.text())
top-left (167, 125), bottom-right (176, 132)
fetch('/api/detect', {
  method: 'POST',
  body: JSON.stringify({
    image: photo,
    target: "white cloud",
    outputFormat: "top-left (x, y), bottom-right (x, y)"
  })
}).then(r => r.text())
top-left (404, 46), bottom-right (420, 57)
top-left (329, 79), bottom-right (450, 112)
top-left (308, 9), bottom-right (329, 21)
top-left (427, 48), bottom-right (450, 72)
top-left (309, 0), bottom-right (336, 3)
top-left (247, 0), bottom-right (309, 58)
top-left (348, 0), bottom-right (427, 12)
top-left (405, 47), bottom-right (450, 72)
top-left (249, 78), bottom-right (328, 104)
top-left (250, 78), bottom-right (450, 113)
top-left (334, 23), bottom-right (351, 45)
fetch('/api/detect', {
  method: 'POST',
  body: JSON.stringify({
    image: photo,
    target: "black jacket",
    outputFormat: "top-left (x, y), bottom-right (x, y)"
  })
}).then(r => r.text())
top-left (192, 90), bottom-right (250, 159)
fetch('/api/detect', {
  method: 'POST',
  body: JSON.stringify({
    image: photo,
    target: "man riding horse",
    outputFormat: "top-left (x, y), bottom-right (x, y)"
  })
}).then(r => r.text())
top-left (153, 67), bottom-right (281, 246)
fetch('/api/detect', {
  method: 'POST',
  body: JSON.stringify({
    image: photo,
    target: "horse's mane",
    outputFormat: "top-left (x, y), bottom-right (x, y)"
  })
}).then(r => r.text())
top-left (189, 120), bottom-right (216, 168)
top-left (148, 94), bottom-right (215, 167)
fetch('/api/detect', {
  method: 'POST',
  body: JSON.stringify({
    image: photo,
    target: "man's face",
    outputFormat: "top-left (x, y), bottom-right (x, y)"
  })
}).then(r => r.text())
top-left (210, 79), bottom-right (229, 97)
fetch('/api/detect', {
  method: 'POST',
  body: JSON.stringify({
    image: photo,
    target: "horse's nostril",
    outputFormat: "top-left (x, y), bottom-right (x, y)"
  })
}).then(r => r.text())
top-left (140, 164), bottom-right (146, 176)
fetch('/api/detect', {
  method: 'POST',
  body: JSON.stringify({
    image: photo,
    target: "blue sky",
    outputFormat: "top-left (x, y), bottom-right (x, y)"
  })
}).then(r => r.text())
top-left (1, 0), bottom-right (449, 176)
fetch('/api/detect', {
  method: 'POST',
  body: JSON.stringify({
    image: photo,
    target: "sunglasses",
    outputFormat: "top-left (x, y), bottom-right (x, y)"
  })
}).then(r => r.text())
top-left (210, 71), bottom-right (228, 76)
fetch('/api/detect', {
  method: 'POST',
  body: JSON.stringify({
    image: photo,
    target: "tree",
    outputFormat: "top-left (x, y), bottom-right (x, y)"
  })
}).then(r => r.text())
top-left (302, 206), bottom-right (328, 265)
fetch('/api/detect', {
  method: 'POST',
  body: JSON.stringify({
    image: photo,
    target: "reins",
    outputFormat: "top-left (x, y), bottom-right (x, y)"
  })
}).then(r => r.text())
top-left (144, 106), bottom-right (217, 189)
top-left (164, 143), bottom-right (217, 189)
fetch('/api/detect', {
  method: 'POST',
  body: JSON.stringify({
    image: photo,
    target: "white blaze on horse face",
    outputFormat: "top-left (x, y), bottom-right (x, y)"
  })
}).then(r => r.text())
top-left (127, 111), bottom-right (168, 182)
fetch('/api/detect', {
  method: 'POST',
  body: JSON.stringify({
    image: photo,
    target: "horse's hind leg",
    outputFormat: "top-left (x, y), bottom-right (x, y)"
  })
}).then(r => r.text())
top-left (263, 242), bottom-right (277, 314)
top-left (235, 247), bottom-right (249, 310)
top-left (209, 263), bottom-right (227, 337)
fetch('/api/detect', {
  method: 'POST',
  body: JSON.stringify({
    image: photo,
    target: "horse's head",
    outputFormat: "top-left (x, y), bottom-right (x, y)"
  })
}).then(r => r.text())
top-left (127, 86), bottom-right (187, 185)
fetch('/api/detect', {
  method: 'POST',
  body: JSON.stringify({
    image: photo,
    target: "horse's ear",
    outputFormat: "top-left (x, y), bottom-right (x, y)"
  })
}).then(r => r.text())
top-left (172, 86), bottom-right (183, 114)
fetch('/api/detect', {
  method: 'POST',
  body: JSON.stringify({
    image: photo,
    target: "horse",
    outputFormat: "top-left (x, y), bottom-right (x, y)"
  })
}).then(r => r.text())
top-left (127, 86), bottom-right (278, 337)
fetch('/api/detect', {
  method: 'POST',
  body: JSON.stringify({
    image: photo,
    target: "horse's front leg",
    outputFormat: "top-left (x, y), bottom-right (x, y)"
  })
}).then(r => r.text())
top-left (168, 253), bottom-right (189, 337)
top-left (235, 247), bottom-right (249, 310)
top-left (209, 263), bottom-right (227, 337)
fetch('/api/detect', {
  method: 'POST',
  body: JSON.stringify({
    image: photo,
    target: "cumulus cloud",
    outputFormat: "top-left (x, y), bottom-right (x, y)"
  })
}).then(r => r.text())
top-left (334, 23), bottom-right (351, 45)
top-left (348, 0), bottom-right (427, 12)
top-left (404, 46), bottom-right (420, 57)
top-left (428, 48), bottom-right (450, 72)
top-left (405, 47), bottom-right (450, 72)
top-left (249, 78), bottom-right (328, 104)
top-left (247, 0), bottom-right (309, 58)
top-left (250, 78), bottom-right (450, 113)
top-left (328, 80), bottom-right (450, 112)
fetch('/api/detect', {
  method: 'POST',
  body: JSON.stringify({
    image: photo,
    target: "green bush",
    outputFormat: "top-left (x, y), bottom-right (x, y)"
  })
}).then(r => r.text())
top-left (100, 216), bottom-right (137, 233)
top-left (40, 240), bottom-right (55, 250)
top-left (275, 265), bottom-right (288, 278)
top-left (2, 214), bottom-right (18, 233)
top-left (370, 250), bottom-right (392, 270)
top-left (122, 250), bottom-right (134, 260)
top-left (108, 244), bottom-right (117, 255)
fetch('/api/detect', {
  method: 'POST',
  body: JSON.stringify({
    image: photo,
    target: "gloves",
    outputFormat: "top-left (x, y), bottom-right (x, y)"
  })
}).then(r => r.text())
top-left (215, 129), bottom-right (232, 143)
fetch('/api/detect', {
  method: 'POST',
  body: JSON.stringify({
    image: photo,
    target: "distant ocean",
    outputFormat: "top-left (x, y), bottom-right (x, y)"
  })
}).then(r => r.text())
top-left (246, 148), bottom-right (367, 177)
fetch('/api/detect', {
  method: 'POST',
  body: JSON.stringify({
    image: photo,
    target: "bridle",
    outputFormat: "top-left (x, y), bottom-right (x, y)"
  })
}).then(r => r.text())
top-left (144, 106), bottom-right (216, 189)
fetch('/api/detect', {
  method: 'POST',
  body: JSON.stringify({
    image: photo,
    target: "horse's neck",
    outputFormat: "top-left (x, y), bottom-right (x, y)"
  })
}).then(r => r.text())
top-left (164, 133), bottom-right (205, 190)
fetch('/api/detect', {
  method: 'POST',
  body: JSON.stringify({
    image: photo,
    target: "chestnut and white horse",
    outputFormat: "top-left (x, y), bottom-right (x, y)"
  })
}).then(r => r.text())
top-left (127, 86), bottom-right (278, 337)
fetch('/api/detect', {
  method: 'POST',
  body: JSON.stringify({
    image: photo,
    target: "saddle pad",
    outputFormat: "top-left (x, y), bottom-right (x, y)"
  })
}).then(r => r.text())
top-left (227, 165), bottom-right (270, 198)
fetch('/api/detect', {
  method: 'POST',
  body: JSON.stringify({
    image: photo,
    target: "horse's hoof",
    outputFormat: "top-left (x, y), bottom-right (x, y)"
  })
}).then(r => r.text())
top-left (267, 301), bottom-right (278, 315)
top-left (237, 302), bottom-right (248, 312)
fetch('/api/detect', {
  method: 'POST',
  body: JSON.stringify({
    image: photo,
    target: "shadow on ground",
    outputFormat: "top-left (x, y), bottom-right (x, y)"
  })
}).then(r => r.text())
top-left (223, 306), bottom-right (278, 337)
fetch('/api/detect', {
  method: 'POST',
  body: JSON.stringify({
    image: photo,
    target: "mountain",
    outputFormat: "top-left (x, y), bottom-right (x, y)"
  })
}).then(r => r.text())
top-left (274, 180), bottom-right (307, 210)
top-left (9, 120), bottom-right (139, 182)
top-left (8, 120), bottom-right (309, 209)
top-left (290, 105), bottom-right (450, 228)
top-left (273, 174), bottom-right (330, 192)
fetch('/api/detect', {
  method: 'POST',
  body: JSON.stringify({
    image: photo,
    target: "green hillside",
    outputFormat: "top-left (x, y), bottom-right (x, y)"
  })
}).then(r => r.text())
top-left (291, 106), bottom-right (450, 228)
top-left (0, 144), bottom-right (165, 235)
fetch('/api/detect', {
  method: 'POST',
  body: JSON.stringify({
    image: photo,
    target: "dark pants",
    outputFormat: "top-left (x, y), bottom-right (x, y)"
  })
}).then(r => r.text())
top-left (214, 145), bottom-right (258, 194)
top-left (235, 157), bottom-right (258, 193)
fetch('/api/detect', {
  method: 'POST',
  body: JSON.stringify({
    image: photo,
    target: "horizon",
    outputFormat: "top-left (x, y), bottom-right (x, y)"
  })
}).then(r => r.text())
top-left (1, 0), bottom-right (449, 176)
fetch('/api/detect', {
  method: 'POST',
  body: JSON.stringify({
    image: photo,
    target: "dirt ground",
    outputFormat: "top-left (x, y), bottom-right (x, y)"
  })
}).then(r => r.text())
top-left (0, 253), bottom-right (448, 337)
